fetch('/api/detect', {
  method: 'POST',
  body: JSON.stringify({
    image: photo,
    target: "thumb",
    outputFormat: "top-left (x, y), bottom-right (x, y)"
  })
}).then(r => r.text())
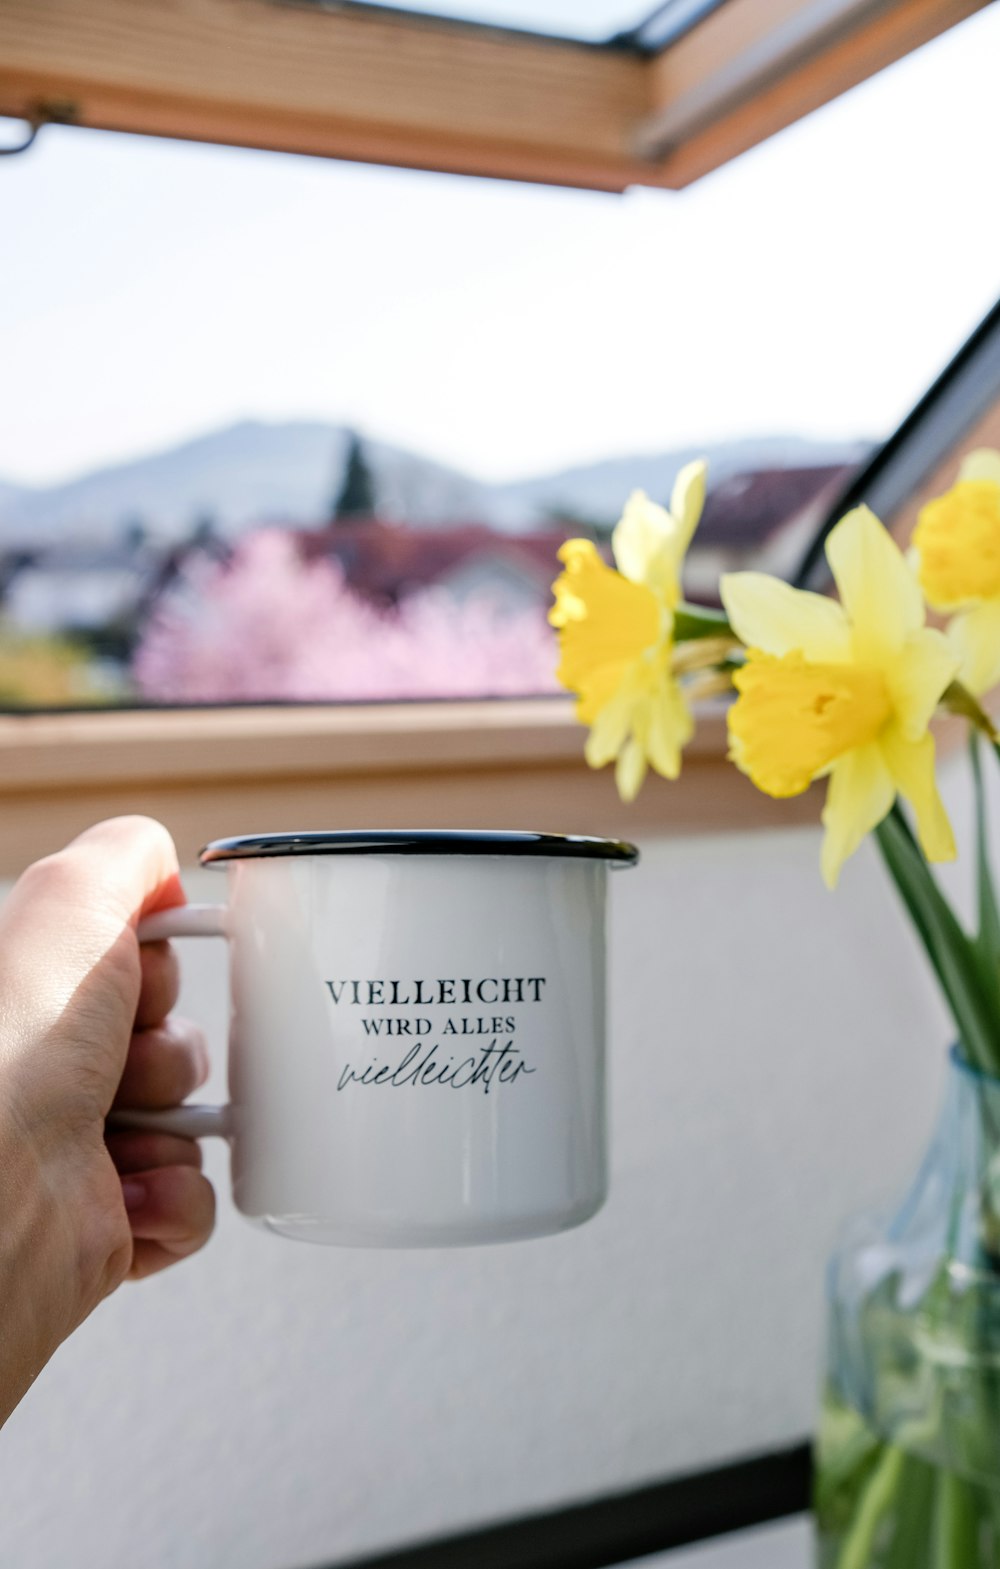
top-left (0, 817), bottom-right (185, 1113)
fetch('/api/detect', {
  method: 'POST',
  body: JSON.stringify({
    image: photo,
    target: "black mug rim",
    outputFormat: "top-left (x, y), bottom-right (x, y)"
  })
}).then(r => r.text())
top-left (199, 829), bottom-right (639, 868)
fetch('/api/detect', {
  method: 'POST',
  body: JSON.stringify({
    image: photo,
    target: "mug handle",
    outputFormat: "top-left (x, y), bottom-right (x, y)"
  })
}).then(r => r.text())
top-left (108, 903), bottom-right (233, 1141)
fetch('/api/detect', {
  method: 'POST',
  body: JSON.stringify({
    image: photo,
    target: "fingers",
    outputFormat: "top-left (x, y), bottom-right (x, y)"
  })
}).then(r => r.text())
top-left (107, 1015), bottom-right (213, 1282)
top-left (120, 1165), bottom-right (216, 1281)
top-left (135, 940), bottom-right (181, 1031)
top-left (106, 1129), bottom-right (203, 1174)
top-left (113, 1015), bottom-right (208, 1108)
top-left (106, 1129), bottom-right (210, 1279)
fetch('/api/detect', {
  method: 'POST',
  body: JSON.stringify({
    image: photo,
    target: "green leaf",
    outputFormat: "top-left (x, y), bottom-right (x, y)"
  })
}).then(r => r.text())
top-left (672, 602), bottom-right (734, 642)
top-left (875, 804), bottom-right (1000, 1075)
top-left (970, 733), bottom-right (1000, 1005)
top-left (942, 681), bottom-right (999, 741)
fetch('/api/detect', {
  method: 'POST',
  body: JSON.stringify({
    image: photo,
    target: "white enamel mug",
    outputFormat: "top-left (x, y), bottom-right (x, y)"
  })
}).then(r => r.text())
top-left (121, 830), bottom-right (637, 1248)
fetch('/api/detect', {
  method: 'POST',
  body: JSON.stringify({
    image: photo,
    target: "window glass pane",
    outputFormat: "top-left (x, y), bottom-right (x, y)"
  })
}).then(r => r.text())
top-left (334, 1), bottom-right (661, 42)
top-left (1, 4), bottom-right (998, 710)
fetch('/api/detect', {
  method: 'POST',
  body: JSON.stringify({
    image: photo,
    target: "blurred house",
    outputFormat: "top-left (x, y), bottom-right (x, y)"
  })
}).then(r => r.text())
top-left (1, 541), bottom-right (156, 641)
top-left (297, 462), bottom-right (854, 612)
top-left (0, 527), bottom-right (228, 672)
top-left (296, 520), bottom-right (573, 613)
top-left (684, 463), bottom-right (854, 603)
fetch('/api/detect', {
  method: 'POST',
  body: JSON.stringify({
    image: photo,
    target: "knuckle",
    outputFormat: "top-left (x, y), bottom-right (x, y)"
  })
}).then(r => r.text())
top-left (170, 1022), bottom-right (207, 1091)
top-left (84, 815), bottom-right (177, 858)
top-left (17, 847), bottom-right (85, 900)
top-left (182, 1022), bottom-right (210, 1086)
top-left (177, 1165), bottom-right (215, 1222)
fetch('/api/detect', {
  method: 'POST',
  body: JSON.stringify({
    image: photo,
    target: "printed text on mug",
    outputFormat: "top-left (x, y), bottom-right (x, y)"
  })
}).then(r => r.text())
top-left (325, 975), bottom-right (547, 1094)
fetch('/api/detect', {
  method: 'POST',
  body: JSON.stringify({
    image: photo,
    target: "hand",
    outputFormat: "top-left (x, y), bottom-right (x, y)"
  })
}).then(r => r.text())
top-left (0, 816), bottom-right (215, 1425)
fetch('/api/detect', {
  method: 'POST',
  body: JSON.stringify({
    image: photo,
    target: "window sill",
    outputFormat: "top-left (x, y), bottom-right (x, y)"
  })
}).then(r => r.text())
top-left (0, 700), bottom-right (818, 876)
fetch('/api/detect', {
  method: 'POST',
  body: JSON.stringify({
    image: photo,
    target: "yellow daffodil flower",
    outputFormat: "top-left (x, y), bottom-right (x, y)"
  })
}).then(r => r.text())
top-left (549, 461), bottom-right (706, 800)
top-left (721, 505), bottom-right (959, 889)
top-left (912, 449), bottom-right (1000, 694)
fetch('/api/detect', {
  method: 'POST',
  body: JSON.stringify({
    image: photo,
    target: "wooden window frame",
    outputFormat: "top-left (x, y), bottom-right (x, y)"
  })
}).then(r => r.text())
top-left (0, 0), bottom-right (988, 193)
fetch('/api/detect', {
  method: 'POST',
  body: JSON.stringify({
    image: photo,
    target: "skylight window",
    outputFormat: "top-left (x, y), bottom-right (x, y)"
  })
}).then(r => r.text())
top-left (303, 1), bottom-right (692, 45)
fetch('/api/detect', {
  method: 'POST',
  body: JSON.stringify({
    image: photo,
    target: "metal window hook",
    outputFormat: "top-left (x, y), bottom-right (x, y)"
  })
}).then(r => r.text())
top-left (0, 115), bottom-right (42, 157)
top-left (0, 102), bottom-right (76, 157)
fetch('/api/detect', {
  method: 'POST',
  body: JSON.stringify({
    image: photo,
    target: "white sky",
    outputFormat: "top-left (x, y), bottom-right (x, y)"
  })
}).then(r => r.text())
top-left (2, 3), bottom-right (1000, 489)
top-left (357, 0), bottom-right (655, 38)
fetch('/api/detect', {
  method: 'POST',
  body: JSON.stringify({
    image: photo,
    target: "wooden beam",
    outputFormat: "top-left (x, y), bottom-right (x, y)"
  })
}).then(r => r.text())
top-left (647, 0), bottom-right (991, 188)
top-left (0, 0), bottom-right (987, 192)
top-left (0, 701), bottom-right (819, 877)
top-left (0, 0), bottom-right (652, 193)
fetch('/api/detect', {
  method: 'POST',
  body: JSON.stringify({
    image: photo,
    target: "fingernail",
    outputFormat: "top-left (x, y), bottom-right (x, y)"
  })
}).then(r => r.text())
top-left (121, 1179), bottom-right (146, 1213)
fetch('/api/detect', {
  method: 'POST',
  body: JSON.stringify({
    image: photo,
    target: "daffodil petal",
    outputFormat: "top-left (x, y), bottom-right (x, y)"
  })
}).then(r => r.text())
top-left (573, 664), bottom-right (625, 726)
top-left (884, 627), bottom-right (959, 739)
top-left (670, 459), bottom-right (707, 555)
top-left (584, 681), bottom-right (636, 767)
top-left (820, 742), bottom-right (895, 890)
top-left (959, 449), bottom-right (1000, 487)
top-left (826, 505), bottom-right (924, 659)
top-left (612, 491), bottom-right (679, 600)
top-left (879, 727), bottom-right (955, 864)
top-left (644, 681), bottom-right (693, 780)
top-left (616, 737), bottom-right (647, 802)
top-left (720, 572), bottom-right (850, 661)
top-left (948, 599), bottom-right (1000, 696)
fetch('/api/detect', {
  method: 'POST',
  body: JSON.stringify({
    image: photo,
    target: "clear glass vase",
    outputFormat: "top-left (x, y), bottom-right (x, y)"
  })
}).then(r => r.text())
top-left (816, 1048), bottom-right (1000, 1566)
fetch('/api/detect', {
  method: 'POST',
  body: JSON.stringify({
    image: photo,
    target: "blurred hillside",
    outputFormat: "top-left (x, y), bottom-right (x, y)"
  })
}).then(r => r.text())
top-left (0, 420), bottom-right (870, 542)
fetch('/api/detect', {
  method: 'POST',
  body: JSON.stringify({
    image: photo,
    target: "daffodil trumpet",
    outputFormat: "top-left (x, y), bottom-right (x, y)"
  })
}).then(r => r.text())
top-left (913, 448), bottom-right (1000, 697)
top-left (549, 461), bottom-right (716, 800)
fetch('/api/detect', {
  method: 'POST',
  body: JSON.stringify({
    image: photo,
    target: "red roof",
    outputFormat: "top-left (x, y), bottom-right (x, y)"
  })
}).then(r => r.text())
top-left (295, 519), bottom-right (572, 604)
top-left (695, 465), bottom-right (853, 548)
top-left (288, 463), bottom-right (857, 604)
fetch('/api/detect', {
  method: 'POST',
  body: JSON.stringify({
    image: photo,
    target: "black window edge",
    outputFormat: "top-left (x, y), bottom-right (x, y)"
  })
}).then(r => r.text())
top-left (793, 293), bottom-right (1000, 592)
top-left (277, 0), bottom-right (730, 55)
top-left (307, 1440), bottom-right (811, 1569)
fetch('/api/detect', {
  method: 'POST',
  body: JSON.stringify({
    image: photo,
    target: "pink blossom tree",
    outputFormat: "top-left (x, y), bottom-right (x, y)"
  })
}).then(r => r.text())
top-left (132, 530), bottom-right (560, 703)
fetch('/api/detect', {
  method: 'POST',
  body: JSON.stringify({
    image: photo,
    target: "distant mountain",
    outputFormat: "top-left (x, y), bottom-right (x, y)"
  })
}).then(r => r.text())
top-left (0, 479), bottom-right (26, 520)
top-left (0, 420), bottom-right (872, 544)
top-left (504, 435), bottom-right (872, 528)
top-left (0, 422), bottom-right (503, 543)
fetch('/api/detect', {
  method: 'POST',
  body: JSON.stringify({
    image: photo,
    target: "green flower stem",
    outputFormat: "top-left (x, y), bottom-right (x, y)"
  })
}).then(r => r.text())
top-left (970, 734), bottom-right (1000, 979)
top-left (834, 1443), bottom-right (907, 1569)
top-left (875, 804), bottom-right (1000, 1076)
top-left (931, 1471), bottom-right (981, 1567)
top-left (822, 747), bottom-right (1000, 1564)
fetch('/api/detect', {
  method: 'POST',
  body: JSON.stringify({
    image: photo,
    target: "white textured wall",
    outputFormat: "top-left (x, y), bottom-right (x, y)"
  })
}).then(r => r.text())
top-left (0, 798), bottom-right (961, 1569)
